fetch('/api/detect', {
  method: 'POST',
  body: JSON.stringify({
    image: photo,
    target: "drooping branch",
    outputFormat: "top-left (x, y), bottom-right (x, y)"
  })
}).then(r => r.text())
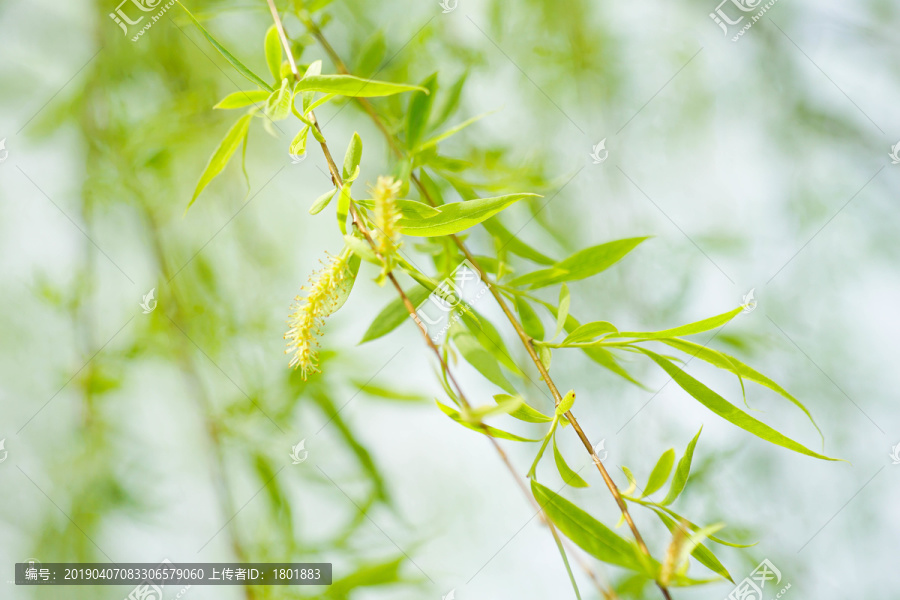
top-left (300, 17), bottom-right (670, 599)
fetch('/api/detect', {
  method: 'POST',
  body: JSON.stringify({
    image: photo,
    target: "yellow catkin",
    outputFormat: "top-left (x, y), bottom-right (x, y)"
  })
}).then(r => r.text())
top-left (284, 251), bottom-right (350, 378)
top-left (371, 176), bottom-right (402, 256)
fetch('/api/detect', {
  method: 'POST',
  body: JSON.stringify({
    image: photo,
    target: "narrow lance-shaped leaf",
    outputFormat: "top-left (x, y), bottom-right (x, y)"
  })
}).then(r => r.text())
top-left (652, 509), bottom-right (732, 582)
top-left (531, 480), bottom-right (651, 574)
top-left (436, 401), bottom-right (538, 442)
top-left (294, 74), bottom-right (427, 98)
top-left (661, 427), bottom-right (701, 506)
top-left (494, 394), bottom-right (553, 423)
top-left (553, 435), bottom-right (589, 488)
top-left (214, 90), bottom-right (270, 109)
top-left (336, 183), bottom-right (352, 234)
top-left (265, 78), bottom-right (294, 121)
top-left (309, 188), bottom-right (337, 215)
top-left (406, 73), bottom-right (437, 150)
top-left (342, 132), bottom-right (363, 182)
top-left (290, 126), bottom-right (310, 158)
top-left (415, 109), bottom-right (497, 153)
top-left (264, 25), bottom-right (282, 83)
top-left (508, 237), bottom-right (648, 288)
top-left (515, 296), bottom-right (545, 341)
top-left (176, 2), bottom-right (274, 92)
top-left (613, 307), bottom-right (743, 340)
top-left (300, 60), bottom-right (323, 112)
top-left (562, 321), bottom-right (618, 345)
top-left (325, 252), bottom-right (361, 316)
top-left (636, 347), bottom-right (839, 461)
top-left (482, 217), bottom-right (556, 265)
top-left (359, 286), bottom-right (432, 343)
top-left (642, 448), bottom-right (675, 497)
top-left (554, 283), bottom-right (570, 340)
top-left (188, 112), bottom-right (253, 209)
top-left (397, 193), bottom-right (539, 237)
top-left (452, 331), bottom-right (516, 395)
top-left (660, 337), bottom-right (822, 441)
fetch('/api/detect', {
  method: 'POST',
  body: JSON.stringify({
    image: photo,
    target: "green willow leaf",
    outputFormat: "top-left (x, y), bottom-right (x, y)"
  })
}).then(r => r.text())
top-left (214, 90), bottom-right (269, 109)
top-left (396, 198), bottom-right (441, 219)
top-left (354, 30), bottom-right (386, 78)
top-left (176, 2), bottom-right (274, 92)
top-left (642, 448), bottom-right (675, 497)
top-left (359, 286), bottom-right (431, 343)
top-left (467, 395), bottom-right (523, 422)
top-left (494, 394), bottom-right (552, 423)
top-left (325, 252), bottom-right (361, 315)
top-left (652, 509), bottom-right (732, 582)
top-left (188, 112), bottom-right (253, 209)
top-left (406, 73), bottom-right (438, 151)
top-left (398, 193), bottom-right (538, 237)
top-left (414, 109), bottom-right (496, 153)
top-left (482, 217), bottom-right (556, 265)
top-left (614, 307), bottom-right (743, 340)
top-left (265, 78), bottom-right (294, 121)
top-left (637, 348), bottom-right (838, 461)
top-left (461, 309), bottom-right (523, 376)
top-left (452, 331), bottom-right (516, 394)
top-left (661, 427), bottom-right (702, 506)
top-left (290, 126), bottom-right (310, 157)
top-left (553, 436), bottom-right (589, 488)
top-left (660, 337), bottom-right (822, 440)
top-left (336, 183), bottom-right (352, 234)
top-left (531, 480), bottom-right (651, 574)
top-left (264, 25), bottom-right (282, 83)
top-left (342, 132), bottom-right (363, 182)
top-left (535, 300), bottom-right (645, 387)
top-left (515, 296), bottom-right (545, 341)
top-left (309, 188), bottom-right (337, 215)
top-left (554, 284), bottom-right (570, 340)
top-left (508, 237), bottom-right (648, 288)
top-left (294, 74), bottom-right (427, 98)
top-left (562, 321), bottom-right (618, 344)
top-left (436, 401), bottom-right (538, 442)
top-left (300, 60), bottom-right (323, 112)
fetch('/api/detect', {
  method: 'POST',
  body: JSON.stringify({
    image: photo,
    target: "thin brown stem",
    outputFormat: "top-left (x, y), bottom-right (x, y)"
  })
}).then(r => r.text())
top-left (303, 19), bottom-right (670, 598)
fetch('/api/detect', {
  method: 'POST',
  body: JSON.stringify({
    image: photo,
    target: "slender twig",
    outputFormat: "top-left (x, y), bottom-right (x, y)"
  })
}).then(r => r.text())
top-left (263, 2), bottom-right (605, 596)
top-left (302, 19), bottom-right (670, 599)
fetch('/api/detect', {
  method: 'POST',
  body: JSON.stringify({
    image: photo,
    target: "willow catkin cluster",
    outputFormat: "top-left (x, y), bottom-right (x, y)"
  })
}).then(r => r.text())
top-left (371, 176), bottom-right (402, 256)
top-left (284, 250), bottom-right (351, 378)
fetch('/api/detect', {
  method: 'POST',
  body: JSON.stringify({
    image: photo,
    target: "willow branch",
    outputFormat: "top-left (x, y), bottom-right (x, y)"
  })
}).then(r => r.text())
top-left (303, 18), bottom-right (669, 599)
top-left (264, 2), bottom-right (606, 596)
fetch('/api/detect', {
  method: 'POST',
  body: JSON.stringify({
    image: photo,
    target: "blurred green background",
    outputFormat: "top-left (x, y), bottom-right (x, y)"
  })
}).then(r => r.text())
top-left (1, 0), bottom-right (898, 598)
